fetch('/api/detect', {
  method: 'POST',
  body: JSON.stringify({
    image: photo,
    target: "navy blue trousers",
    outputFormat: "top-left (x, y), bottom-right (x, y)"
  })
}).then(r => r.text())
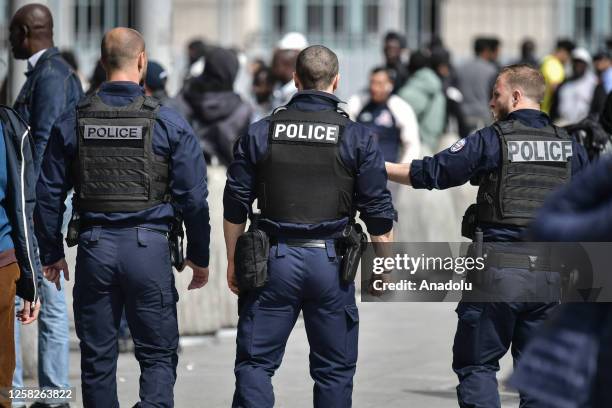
top-left (73, 227), bottom-right (179, 408)
top-left (232, 242), bottom-right (359, 408)
top-left (453, 267), bottom-right (560, 408)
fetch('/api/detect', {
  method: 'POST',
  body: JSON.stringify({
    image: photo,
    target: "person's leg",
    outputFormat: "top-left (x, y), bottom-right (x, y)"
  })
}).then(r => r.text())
top-left (0, 263), bottom-right (20, 408)
top-left (74, 227), bottom-right (122, 408)
top-left (452, 300), bottom-right (516, 408)
top-left (37, 277), bottom-right (70, 391)
top-left (232, 243), bottom-right (303, 408)
top-left (511, 302), bottom-right (558, 408)
top-left (301, 246), bottom-right (357, 408)
top-left (120, 228), bottom-right (179, 408)
top-left (11, 298), bottom-right (25, 408)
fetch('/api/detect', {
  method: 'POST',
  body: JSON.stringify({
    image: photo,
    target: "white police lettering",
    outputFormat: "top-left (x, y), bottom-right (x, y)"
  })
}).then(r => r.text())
top-left (507, 140), bottom-right (573, 162)
top-left (84, 125), bottom-right (143, 140)
top-left (273, 122), bottom-right (339, 144)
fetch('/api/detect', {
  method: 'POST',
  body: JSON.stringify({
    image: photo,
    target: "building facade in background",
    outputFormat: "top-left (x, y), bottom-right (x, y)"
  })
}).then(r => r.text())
top-left (2, 0), bottom-right (612, 102)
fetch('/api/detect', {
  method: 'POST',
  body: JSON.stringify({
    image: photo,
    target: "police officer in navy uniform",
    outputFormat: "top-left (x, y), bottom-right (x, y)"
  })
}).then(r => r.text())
top-left (510, 155), bottom-right (612, 408)
top-left (224, 45), bottom-right (395, 408)
top-left (36, 28), bottom-right (211, 408)
top-left (386, 64), bottom-right (589, 407)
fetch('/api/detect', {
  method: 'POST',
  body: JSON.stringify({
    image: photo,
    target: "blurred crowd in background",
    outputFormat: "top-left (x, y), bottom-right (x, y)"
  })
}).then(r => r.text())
top-left (8, 31), bottom-right (612, 165)
top-left (53, 30), bottom-right (612, 166)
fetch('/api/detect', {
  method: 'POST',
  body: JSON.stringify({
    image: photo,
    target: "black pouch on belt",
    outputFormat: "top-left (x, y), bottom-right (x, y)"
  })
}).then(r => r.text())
top-left (235, 221), bottom-right (270, 292)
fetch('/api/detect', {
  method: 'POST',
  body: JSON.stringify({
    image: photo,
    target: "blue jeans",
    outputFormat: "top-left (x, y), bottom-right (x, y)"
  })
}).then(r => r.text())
top-left (13, 276), bottom-right (70, 406)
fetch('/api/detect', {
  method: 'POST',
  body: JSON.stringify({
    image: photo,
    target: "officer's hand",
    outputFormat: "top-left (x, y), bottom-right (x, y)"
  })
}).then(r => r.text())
top-left (226, 261), bottom-right (239, 295)
top-left (368, 273), bottom-right (391, 297)
top-left (17, 299), bottom-right (41, 325)
top-left (43, 258), bottom-right (70, 291)
top-left (181, 259), bottom-right (209, 290)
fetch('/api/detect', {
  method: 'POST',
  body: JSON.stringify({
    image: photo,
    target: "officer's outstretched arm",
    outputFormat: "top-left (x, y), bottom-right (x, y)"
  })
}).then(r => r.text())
top-left (223, 219), bottom-right (246, 295)
top-left (385, 162), bottom-right (412, 185)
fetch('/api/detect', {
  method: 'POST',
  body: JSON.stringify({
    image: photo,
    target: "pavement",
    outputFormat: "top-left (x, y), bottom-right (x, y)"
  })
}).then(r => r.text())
top-left (40, 302), bottom-right (520, 407)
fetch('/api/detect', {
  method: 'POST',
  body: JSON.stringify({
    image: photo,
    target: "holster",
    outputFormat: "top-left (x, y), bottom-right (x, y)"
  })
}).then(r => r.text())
top-left (461, 204), bottom-right (478, 240)
top-left (65, 211), bottom-right (80, 248)
top-left (169, 214), bottom-right (185, 270)
top-left (235, 223), bottom-right (270, 292)
top-left (339, 223), bottom-right (368, 284)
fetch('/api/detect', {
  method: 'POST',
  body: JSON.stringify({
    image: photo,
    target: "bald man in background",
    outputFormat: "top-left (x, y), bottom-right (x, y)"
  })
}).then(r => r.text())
top-left (9, 4), bottom-right (82, 408)
top-left (35, 28), bottom-right (211, 407)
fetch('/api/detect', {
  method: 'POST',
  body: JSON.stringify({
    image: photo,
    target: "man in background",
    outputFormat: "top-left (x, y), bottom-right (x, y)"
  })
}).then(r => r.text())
top-left (9, 5), bottom-right (82, 407)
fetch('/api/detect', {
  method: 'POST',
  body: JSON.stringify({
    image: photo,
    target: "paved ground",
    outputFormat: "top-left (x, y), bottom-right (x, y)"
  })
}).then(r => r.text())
top-left (44, 302), bottom-right (520, 407)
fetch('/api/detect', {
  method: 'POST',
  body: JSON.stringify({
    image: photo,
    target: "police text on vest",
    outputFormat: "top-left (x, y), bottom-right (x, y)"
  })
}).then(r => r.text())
top-left (84, 125), bottom-right (143, 140)
top-left (272, 122), bottom-right (339, 144)
top-left (507, 140), bottom-right (573, 162)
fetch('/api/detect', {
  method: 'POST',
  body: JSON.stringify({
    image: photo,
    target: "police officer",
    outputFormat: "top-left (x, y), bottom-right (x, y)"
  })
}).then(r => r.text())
top-left (35, 28), bottom-right (211, 408)
top-left (386, 64), bottom-right (589, 407)
top-left (510, 155), bottom-right (612, 407)
top-left (224, 45), bottom-right (396, 408)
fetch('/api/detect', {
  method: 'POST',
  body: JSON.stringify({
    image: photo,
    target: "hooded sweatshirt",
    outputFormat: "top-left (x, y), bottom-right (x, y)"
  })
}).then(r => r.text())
top-left (183, 47), bottom-right (252, 165)
top-left (398, 67), bottom-right (446, 150)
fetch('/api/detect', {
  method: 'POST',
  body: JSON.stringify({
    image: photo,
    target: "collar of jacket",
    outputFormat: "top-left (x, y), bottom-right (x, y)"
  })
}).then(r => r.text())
top-left (506, 109), bottom-right (551, 128)
top-left (287, 90), bottom-right (345, 109)
top-left (98, 81), bottom-right (145, 97)
top-left (25, 47), bottom-right (60, 77)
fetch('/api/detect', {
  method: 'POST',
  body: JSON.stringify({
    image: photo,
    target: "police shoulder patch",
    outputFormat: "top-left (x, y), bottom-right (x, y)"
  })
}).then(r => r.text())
top-left (449, 138), bottom-right (466, 153)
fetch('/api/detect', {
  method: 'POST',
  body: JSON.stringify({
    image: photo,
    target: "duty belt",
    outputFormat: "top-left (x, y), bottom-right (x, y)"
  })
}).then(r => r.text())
top-left (270, 238), bottom-right (329, 248)
top-left (486, 251), bottom-right (552, 271)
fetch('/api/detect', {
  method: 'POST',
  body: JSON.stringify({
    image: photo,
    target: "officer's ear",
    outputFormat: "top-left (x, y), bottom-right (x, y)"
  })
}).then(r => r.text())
top-left (332, 74), bottom-right (340, 92)
top-left (293, 72), bottom-right (303, 91)
top-left (512, 89), bottom-right (522, 106)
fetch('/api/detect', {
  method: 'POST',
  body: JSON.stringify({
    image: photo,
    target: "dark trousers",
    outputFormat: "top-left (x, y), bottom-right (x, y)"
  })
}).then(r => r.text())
top-left (74, 227), bottom-right (179, 408)
top-left (232, 242), bottom-right (359, 408)
top-left (453, 266), bottom-right (560, 408)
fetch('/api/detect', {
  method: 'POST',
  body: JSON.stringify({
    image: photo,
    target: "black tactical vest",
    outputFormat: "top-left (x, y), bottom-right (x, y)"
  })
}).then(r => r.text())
top-left (473, 119), bottom-right (572, 228)
top-left (255, 108), bottom-right (355, 224)
top-left (73, 94), bottom-right (170, 213)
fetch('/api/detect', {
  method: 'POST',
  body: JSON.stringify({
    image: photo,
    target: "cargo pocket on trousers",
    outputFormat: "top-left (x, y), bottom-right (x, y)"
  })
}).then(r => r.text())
top-left (452, 303), bottom-right (485, 368)
top-left (345, 304), bottom-right (359, 365)
top-left (236, 300), bottom-right (258, 360)
top-left (158, 287), bottom-right (180, 349)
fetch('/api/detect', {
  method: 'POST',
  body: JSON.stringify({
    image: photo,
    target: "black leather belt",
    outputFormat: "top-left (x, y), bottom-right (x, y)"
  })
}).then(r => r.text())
top-left (270, 238), bottom-right (328, 248)
top-left (486, 252), bottom-right (552, 271)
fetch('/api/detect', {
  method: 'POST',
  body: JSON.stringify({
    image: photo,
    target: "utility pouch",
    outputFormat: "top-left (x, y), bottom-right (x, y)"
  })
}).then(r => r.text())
top-left (461, 204), bottom-right (478, 240)
top-left (235, 227), bottom-right (270, 292)
top-left (340, 223), bottom-right (368, 284)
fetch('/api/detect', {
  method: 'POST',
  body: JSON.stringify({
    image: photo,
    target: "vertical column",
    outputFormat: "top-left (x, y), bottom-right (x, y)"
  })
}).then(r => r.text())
top-left (287, 0), bottom-right (306, 33)
top-left (349, 0), bottom-right (364, 47)
top-left (594, 0), bottom-right (610, 48)
top-left (134, 0), bottom-right (173, 75)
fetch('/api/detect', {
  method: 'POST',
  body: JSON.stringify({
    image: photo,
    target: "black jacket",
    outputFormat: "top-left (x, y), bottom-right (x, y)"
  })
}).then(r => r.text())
top-left (0, 106), bottom-right (43, 301)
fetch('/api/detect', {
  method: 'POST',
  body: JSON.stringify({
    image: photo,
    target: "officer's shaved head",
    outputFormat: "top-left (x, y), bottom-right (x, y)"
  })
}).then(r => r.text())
top-left (295, 45), bottom-right (339, 90)
top-left (498, 64), bottom-right (545, 103)
top-left (9, 3), bottom-right (54, 59)
top-left (101, 27), bottom-right (145, 71)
